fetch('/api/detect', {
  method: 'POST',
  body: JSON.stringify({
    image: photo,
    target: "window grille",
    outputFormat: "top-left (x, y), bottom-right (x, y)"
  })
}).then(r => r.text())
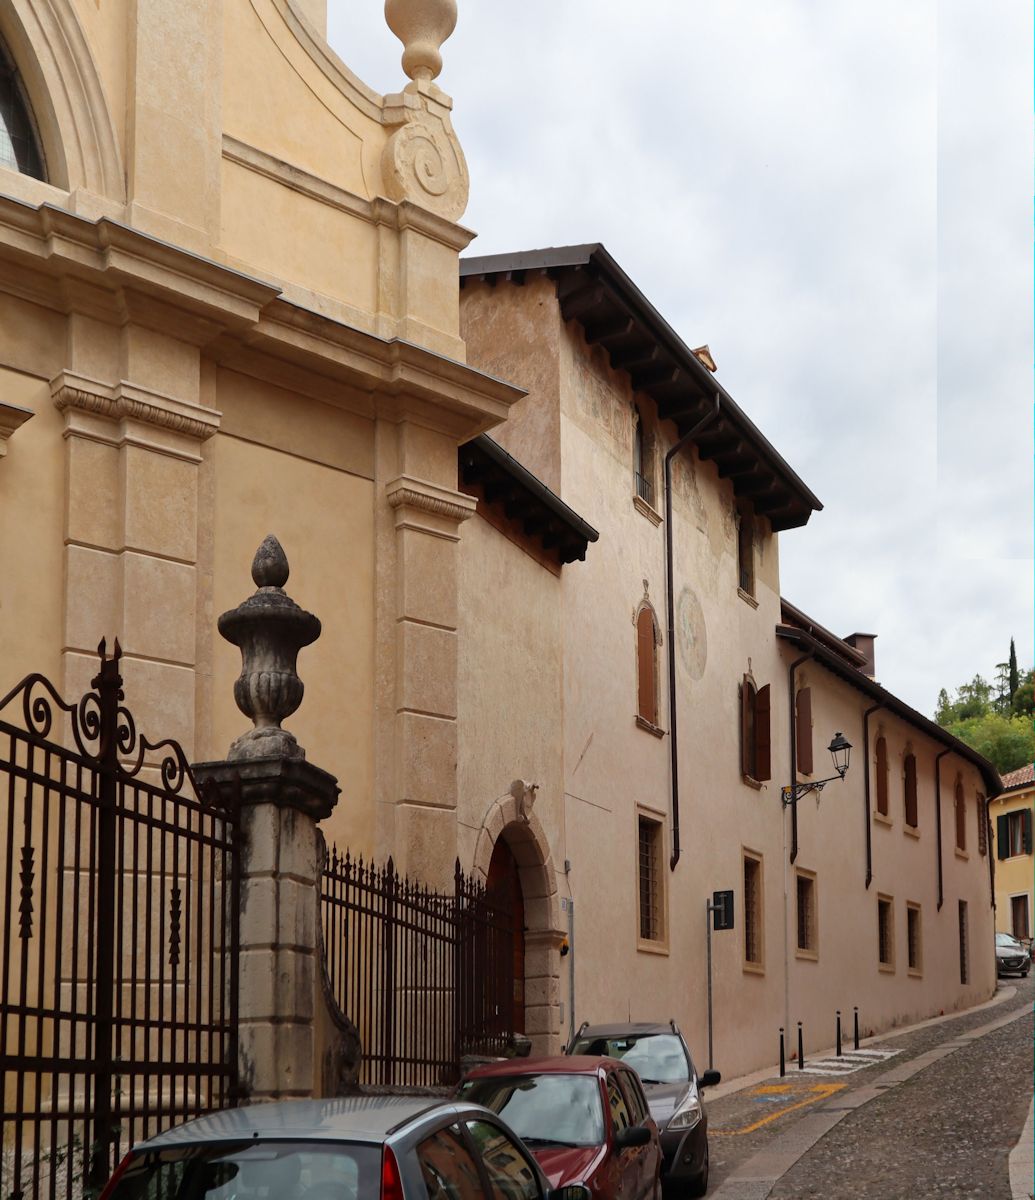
top-left (878, 897), bottom-right (894, 967)
top-left (638, 816), bottom-right (662, 942)
top-left (744, 855), bottom-right (762, 966)
top-left (0, 40), bottom-right (45, 180)
top-left (958, 900), bottom-right (969, 984)
top-left (907, 904), bottom-right (922, 972)
top-left (796, 871), bottom-right (816, 954)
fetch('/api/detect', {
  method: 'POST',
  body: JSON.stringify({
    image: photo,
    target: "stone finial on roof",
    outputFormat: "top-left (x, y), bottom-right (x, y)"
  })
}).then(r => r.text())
top-left (385, 0), bottom-right (457, 83)
top-left (692, 345), bottom-right (717, 372)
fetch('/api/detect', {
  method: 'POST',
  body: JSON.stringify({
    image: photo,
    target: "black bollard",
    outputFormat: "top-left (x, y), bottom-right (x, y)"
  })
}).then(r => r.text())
top-left (779, 1028), bottom-right (785, 1077)
top-left (836, 1010), bottom-right (842, 1057)
top-left (853, 1006), bottom-right (859, 1051)
top-left (797, 1021), bottom-right (804, 1070)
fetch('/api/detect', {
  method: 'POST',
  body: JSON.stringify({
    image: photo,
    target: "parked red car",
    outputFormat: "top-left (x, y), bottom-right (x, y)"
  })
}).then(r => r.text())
top-left (459, 1056), bottom-right (662, 1200)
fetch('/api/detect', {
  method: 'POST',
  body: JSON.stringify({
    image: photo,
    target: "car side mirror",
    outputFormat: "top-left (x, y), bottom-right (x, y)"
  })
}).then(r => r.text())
top-left (699, 1070), bottom-right (721, 1088)
top-left (614, 1125), bottom-right (651, 1150)
top-left (547, 1186), bottom-right (591, 1200)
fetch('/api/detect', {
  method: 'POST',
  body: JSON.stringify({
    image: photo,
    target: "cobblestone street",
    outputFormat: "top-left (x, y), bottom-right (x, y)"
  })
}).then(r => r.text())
top-left (705, 975), bottom-right (1034, 1198)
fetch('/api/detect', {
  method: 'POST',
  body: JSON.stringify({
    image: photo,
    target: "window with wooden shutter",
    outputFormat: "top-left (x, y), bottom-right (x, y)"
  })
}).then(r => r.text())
top-left (636, 606), bottom-right (658, 727)
top-left (875, 736), bottom-right (889, 817)
top-left (1024, 808), bottom-right (1033, 855)
top-left (976, 794), bottom-right (987, 856)
top-left (795, 687), bottom-right (813, 775)
top-left (997, 812), bottom-right (1010, 859)
top-left (741, 678), bottom-right (771, 783)
top-left (954, 778), bottom-right (966, 852)
top-left (741, 677), bottom-right (755, 777)
top-left (903, 753), bottom-right (918, 828)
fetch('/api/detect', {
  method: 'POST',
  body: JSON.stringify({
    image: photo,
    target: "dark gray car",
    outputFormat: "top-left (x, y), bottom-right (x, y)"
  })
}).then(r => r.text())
top-left (97, 1096), bottom-right (590, 1200)
top-left (567, 1023), bottom-right (719, 1198)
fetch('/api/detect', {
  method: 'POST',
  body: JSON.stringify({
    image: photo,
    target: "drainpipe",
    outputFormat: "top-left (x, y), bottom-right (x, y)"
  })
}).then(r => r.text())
top-left (862, 705), bottom-right (883, 889)
top-left (934, 749), bottom-right (950, 910)
top-left (666, 393), bottom-right (721, 871)
top-left (787, 652), bottom-right (813, 864)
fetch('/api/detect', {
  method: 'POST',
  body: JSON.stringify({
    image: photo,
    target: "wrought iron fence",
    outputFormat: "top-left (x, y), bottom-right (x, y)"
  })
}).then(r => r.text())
top-left (0, 642), bottom-right (240, 1200)
top-left (321, 849), bottom-right (516, 1089)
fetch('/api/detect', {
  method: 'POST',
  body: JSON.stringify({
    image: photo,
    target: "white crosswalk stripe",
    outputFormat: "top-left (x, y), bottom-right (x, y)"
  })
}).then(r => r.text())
top-left (792, 1047), bottom-right (902, 1075)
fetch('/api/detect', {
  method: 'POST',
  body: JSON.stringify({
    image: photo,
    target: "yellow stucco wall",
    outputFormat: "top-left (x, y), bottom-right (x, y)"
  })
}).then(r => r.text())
top-left (990, 783), bottom-right (1034, 937)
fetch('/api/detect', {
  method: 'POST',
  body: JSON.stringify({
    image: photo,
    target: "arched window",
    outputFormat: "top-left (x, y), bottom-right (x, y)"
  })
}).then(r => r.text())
top-left (874, 735), bottom-right (889, 817)
top-left (635, 603), bottom-right (659, 728)
top-left (0, 39), bottom-right (45, 180)
top-left (903, 752), bottom-right (918, 828)
top-left (954, 777), bottom-right (966, 851)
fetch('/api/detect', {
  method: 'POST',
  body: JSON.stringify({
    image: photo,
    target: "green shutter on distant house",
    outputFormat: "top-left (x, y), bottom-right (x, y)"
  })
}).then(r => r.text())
top-left (996, 814), bottom-right (1009, 859)
top-left (1022, 809), bottom-right (1033, 856)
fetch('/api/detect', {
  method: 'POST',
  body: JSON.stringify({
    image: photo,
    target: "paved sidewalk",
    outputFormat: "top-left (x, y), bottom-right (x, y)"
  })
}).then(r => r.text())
top-left (1009, 1096), bottom-right (1034, 1200)
top-left (705, 978), bottom-right (1033, 1198)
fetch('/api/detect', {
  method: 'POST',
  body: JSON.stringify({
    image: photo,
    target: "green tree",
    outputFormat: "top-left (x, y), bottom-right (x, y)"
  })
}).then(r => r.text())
top-left (1009, 637), bottom-right (1019, 700)
top-left (1012, 668), bottom-right (1035, 718)
top-left (940, 711), bottom-right (1035, 775)
top-left (935, 674), bottom-right (993, 724)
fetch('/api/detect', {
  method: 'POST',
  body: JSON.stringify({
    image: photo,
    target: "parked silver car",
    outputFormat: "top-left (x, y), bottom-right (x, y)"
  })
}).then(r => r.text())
top-left (996, 932), bottom-right (1031, 977)
top-left (98, 1097), bottom-right (591, 1200)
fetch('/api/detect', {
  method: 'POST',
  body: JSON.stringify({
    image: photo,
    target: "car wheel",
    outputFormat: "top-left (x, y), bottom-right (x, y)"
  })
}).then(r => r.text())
top-left (687, 1144), bottom-right (709, 1198)
top-left (1022, 969), bottom-right (1030, 978)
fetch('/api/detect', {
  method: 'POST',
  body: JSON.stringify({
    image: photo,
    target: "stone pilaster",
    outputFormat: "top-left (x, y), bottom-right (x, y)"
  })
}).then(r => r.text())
top-left (378, 463), bottom-right (475, 888)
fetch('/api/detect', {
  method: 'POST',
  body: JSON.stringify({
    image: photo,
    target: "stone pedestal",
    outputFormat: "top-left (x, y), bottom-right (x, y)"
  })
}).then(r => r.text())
top-left (193, 757), bottom-right (342, 1101)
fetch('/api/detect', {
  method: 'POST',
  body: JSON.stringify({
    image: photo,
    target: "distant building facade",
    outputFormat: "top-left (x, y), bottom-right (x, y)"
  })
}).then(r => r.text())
top-left (991, 764), bottom-right (1034, 939)
top-left (457, 246), bottom-right (1001, 1075)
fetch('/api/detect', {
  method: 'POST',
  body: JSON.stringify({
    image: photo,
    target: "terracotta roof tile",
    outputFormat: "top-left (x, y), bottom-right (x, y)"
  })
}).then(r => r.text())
top-left (1001, 762), bottom-right (1035, 789)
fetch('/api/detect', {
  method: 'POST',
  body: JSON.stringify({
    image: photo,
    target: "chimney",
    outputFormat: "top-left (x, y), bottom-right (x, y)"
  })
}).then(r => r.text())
top-left (844, 632), bottom-right (877, 679)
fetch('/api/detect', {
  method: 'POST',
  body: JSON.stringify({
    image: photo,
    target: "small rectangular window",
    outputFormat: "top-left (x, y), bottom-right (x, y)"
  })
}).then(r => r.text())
top-left (743, 852), bottom-right (763, 969)
top-left (737, 512), bottom-right (754, 595)
top-left (955, 782), bottom-right (967, 852)
top-left (878, 895), bottom-right (894, 970)
top-left (637, 815), bottom-right (665, 947)
top-left (958, 900), bottom-right (969, 985)
top-left (907, 903), bottom-right (922, 974)
top-left (795, 869), bottom-right (817, 958)
top-left (875, 736), bottom-right (889, 817)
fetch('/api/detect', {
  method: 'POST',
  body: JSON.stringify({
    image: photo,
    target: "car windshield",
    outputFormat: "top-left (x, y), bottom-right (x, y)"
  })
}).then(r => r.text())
top-left (107, 1140), bottom-right (383, 1200)
top-left (460, 1073), bottom-right (605, 1147)
top-left (997, 933), bottom-right (1022, 949)
top-left (571, 1033), bottom-right (690, 1085)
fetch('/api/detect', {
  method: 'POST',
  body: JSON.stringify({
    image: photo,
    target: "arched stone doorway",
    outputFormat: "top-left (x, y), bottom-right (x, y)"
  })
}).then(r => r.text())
top-left (473, 781), bottom-right (567, 1054)
top-left (486, 836), bottom-right (526, 1033)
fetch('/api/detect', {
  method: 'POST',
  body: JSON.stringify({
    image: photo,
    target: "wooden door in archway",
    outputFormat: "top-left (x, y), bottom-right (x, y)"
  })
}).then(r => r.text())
top-left (487, 837), bottom-right (525, 1034)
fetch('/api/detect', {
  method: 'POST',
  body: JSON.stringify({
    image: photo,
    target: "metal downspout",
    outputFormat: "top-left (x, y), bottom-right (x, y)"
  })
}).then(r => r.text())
top-left (935, 749), bottom-right (950, 910)
top-left (787, 652), bottom-right (812, 864)
top-left (862, 704), bottom-right (883, 888)
top-left (666, 393), bottom-right (721, 871)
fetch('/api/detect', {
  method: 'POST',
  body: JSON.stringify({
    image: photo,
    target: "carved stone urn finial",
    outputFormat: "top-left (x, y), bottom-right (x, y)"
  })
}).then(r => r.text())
top-left (384, 0), bottom-right (457, 82)
top-left (217, 535), bottom-right (321, 762)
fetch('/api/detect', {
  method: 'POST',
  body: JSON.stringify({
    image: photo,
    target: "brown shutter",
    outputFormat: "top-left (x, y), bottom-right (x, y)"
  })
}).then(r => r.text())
top-left (740, 677), bottom-right (752, 775)
top-left (755, 684), bottom-right (771, 782)
top-left (977, 796), bottom-right (987, 856)
top-left (904, 754), bottom-right (917, 826)
top-left (875, 737), bottom-right (888, 816)
top-left (636, 608), bottom-right (656, 725)
top-left (795, 687), bottom-right (813, 775)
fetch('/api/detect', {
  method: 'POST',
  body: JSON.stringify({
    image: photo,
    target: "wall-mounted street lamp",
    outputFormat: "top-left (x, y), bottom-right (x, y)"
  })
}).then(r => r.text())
top-left (781, 732), bottom-right (852, 806)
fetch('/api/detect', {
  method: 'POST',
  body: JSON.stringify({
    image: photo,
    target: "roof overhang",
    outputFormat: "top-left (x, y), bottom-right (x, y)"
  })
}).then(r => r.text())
top-left (460, 244), bottom-right (823, 532)
top-left (776, 624), bottom-right (1003, 797)
top-left (459, 434), bottom-right (599, 565)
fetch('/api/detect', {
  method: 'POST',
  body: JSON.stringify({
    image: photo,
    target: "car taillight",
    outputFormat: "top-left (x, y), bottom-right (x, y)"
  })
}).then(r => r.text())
top-left (381, 1145), bottom-right (404, 1200)
top-left (97, 1152), bottom-right (134, 1200)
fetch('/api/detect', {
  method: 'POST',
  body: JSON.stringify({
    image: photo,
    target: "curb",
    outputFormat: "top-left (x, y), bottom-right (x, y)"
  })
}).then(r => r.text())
top-left (708, 999), bottom-right (1031, 1199)
top-left (1010, 1094), bottom-right (1034, 1200)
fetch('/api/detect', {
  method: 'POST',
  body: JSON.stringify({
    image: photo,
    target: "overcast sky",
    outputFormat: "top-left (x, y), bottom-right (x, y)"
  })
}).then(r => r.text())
top-left (328, 1), bottom-right (1032, 718)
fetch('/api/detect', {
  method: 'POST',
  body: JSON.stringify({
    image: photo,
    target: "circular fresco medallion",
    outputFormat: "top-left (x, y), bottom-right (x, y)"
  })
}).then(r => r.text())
top-left (676, 585), bottom-right (707, 680)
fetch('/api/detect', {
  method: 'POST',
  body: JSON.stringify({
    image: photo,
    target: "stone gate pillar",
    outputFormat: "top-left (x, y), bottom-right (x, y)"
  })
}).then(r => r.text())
top-left (194, 535), bottom-right (358, 1101)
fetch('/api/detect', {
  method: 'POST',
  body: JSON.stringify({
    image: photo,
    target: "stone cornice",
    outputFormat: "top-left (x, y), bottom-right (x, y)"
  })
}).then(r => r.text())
top-left (386, 475), bottom-right (477, 525)
top-left (0, 401), bottom-right (34, 456)
top-left (51, 372), bottom-right (221, 441)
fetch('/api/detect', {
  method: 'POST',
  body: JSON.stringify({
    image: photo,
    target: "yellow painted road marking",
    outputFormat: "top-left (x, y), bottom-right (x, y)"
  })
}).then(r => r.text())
top-left (752, 1084), bottom-right (794, 1094)
top-left (711, 1082), bottom-right (846, 1135)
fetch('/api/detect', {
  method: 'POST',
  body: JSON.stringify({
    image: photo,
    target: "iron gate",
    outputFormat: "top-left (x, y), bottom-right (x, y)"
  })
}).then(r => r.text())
top-left (0, 642), bottom-right (240, 1200)
top-left (321, 850), bottom-right (516, 1089)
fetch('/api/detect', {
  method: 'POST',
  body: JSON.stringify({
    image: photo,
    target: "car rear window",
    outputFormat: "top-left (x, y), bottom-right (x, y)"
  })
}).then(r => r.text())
top-left (570, 1033), bottom-right (690, 1084)
top-left (108, 1140), bottom-right (383, 1200)
top-left (459, 1074), bottom-right (605, 1148)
